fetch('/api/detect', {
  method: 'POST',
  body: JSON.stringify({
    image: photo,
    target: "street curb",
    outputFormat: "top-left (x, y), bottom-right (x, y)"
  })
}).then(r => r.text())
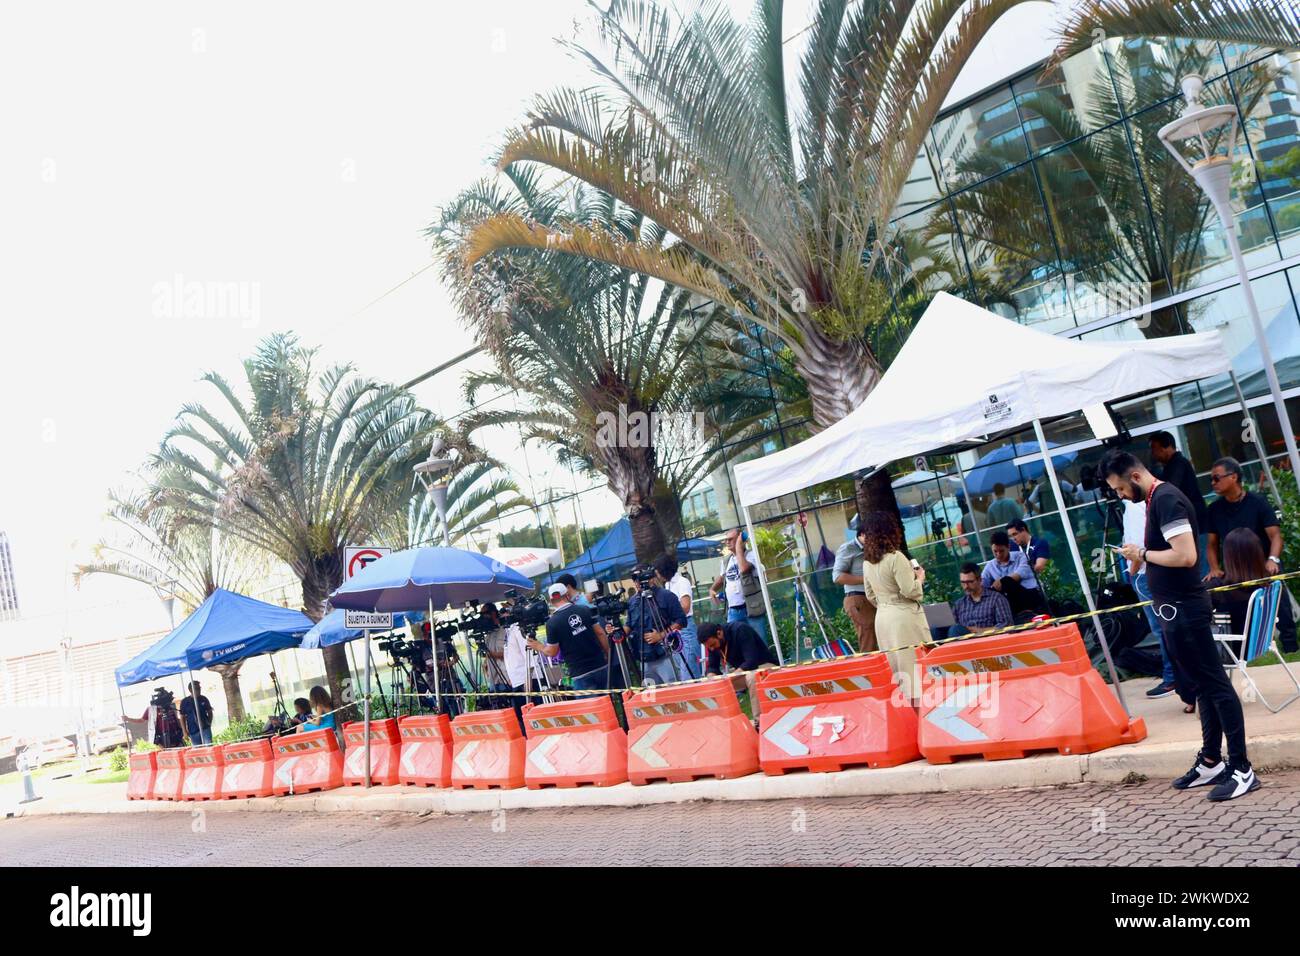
top-left (10, 731), bottom-right (1299, 819)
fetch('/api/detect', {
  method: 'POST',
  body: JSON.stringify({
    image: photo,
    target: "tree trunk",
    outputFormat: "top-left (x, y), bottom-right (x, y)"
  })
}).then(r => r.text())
top-left (794, 323), bottom-right (881, 431)
top-left (855, 466), bottom-right (908, 556)
top-left (210, 662), bottom-right (246, 723)
top-left (653, 479), bottom-right (683, 550)
top-left (627, 502), bottom-right (668, 566)
top-left (299, 554), bottom-right (352, 718)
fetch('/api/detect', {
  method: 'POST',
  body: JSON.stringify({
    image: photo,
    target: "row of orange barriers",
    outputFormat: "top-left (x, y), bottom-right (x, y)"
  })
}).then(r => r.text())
top-left (128, 624), bottom-right (1147, 800)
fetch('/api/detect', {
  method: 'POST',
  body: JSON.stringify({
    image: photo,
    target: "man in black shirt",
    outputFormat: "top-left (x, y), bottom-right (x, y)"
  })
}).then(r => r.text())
top-left (1149, 430), bottom-right (1209, 577)
top-left (698, 620), bottom-right (778, 705)
top-left (527, 583), bottom-right (615, 696)
top-left (1205, 457), bottom-right (1296, 653)
top-left (1104, 449), bottom-right (1259, 802)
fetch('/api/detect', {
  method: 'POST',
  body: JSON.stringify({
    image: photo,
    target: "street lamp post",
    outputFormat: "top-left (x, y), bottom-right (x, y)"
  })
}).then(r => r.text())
top-left (414, 436), bottom-right (456, 547)
top-left (1159, 74), bottom-right (1300, 493)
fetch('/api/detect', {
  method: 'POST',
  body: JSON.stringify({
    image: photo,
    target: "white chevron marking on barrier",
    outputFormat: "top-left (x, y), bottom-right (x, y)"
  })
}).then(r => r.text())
top-left (924, 685), bottom-right (990, 742)
top-left (454, 741), bottom-right (480, 777)
top-left (223, 765), bottom-right (238, 789)
top-left (400, 742), bottom-right (421, 776)
top-left (274, 756), bottom-right (299, 794)
top-left (763, 706), bottom-right (814, 757)
top-left (528, 736), bottom-right (560, 775)
top-left (629, 724), bottom-right (672, 768)
top-left (344, 746), bottom-right (367, 776)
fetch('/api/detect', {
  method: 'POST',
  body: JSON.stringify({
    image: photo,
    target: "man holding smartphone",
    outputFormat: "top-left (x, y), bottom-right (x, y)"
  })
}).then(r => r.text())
top-left (1102, 450), bottom-right (1257, 802)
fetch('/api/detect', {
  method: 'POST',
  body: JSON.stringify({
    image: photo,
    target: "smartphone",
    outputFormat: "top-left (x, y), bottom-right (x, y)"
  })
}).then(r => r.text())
top-left (910, 558), bottom-right (921, 570)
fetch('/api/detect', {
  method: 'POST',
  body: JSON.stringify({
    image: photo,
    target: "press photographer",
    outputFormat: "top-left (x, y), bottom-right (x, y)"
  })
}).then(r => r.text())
top-left (526, 582), bottom-right (617, 696)
top-left (626, 562), bottom-right (689, 685)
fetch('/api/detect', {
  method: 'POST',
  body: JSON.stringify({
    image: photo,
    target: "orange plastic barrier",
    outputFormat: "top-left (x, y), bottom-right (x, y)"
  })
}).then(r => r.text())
top-left (126, 751), bottom-right (157, 800)
top-left (522, 695), bottom-right (628, 789)
top-left (757, 652), bottom-right (920, 774)
top-left (624, 677), bottom-right (759, 785)
top-left (153, 748), bottom-right (185, 800)
top-left (343, 718), bottom-right (402, 786)
top-left (221, 738), bottom-right (275, 799)
top-left (449, 708), bottom-right (526, 790)
top-left (398, 713), bottom-right (453, 788)
top-left (916, 622), bottom-right (1148, 763)
top-left (180, 745), bottom-right (225, 800)
top-left (271, 728), bottom-right (344, 795)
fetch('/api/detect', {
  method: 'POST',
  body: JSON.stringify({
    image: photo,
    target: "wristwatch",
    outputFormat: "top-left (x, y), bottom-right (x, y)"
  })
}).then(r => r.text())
top-left (1267, 555), bottom-right (1280, 566)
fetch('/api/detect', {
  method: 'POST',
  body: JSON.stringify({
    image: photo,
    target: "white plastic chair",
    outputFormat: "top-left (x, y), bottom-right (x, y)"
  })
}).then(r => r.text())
top-left (1214, 580), bottom-right (1300, 713)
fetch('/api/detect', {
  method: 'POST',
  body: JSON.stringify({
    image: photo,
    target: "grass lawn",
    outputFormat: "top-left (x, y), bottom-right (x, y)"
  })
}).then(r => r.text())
top-left (0, 755), bottom-right (116, 789)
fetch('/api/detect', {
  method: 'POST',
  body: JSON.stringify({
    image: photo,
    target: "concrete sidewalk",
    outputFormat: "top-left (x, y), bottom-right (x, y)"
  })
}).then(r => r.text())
top-left (7, 664), bottom-right (1299, 819)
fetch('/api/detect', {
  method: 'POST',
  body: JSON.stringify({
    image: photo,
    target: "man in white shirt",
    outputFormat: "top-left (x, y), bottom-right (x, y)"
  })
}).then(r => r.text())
top-left (709, 528), bottom-right (769, 641)
top-left (656, 554), bottom-right (699, 678)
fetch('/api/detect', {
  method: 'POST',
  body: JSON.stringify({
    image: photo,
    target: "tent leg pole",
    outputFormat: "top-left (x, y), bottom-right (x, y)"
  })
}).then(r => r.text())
top-left (117, 684), bottom-right (133, 750)
top-left (363, 629), bottom-right (372, 789)
top-left (742, 503), bottom-right (783, 665)
top-left (953, 455), bottom-right (987, 562)
top-left (1230, 370), bottom-right (1281, 505)
top-left (1032, 419), bottom-right (1131, 716)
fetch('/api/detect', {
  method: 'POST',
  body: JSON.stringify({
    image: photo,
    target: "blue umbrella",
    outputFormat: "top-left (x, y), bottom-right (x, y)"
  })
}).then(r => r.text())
top-left (962, 440), bottom-right (1078, 495)
top-left (329, 546), bottom-right (535, 613)
top-left (299, 607), bottom-right (423, 649)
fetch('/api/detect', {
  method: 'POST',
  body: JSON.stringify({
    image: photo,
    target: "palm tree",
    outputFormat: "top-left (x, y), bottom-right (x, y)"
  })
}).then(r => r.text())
top-left (75, 487), bottom-right (272, 721)
top-left (435, 169), bottom-right (780, 562)
top-left (461, 0), bottom-right (1300, 521)
top-left (149, 334), bottom-right (439, 708)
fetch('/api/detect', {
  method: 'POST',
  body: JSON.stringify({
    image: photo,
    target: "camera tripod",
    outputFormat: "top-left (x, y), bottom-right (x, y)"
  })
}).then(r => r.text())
top-left (629, 584), bottom-right (694, 686)
top-left (772, 531), bottom-right (831, 663)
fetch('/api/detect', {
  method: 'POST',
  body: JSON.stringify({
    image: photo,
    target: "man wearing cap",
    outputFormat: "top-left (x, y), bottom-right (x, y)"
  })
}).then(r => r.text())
top-left (833, 519), bottom-right (876, 652)
top-left (526, 583), bottom-right (616, 695)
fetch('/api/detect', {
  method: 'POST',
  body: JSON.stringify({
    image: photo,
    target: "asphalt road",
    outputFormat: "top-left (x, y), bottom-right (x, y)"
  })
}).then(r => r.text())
top-left (5, 770), bottom-right (1299, 866)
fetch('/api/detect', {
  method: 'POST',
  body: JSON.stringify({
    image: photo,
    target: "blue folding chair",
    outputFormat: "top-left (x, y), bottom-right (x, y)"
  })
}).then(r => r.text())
top-left (811, 639), bottom-right (855, 660)
top-left (1214, 581), bottom-right (1300, 713)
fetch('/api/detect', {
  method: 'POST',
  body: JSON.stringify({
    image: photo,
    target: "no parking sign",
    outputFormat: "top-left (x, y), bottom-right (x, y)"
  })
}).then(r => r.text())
top-left (343, 546), bottom-right (392, 629)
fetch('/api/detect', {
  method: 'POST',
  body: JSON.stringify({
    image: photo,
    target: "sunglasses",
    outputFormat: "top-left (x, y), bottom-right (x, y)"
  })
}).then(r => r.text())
top-left (1209, 473), bottom-right (1234, 483)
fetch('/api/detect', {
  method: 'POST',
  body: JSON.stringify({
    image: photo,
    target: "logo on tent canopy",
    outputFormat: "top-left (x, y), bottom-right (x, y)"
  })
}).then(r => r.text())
top-left (982, 393), bottom-right (1012, 424)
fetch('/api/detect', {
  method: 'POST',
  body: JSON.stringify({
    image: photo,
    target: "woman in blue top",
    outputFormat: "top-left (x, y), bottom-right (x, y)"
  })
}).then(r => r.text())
top-left (297, 685), bottom-right (335, 733)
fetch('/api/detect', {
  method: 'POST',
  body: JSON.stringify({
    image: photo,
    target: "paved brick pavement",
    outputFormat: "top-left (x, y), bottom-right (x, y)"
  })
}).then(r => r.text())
top-left (4, 771), bottom-right (1299, 866)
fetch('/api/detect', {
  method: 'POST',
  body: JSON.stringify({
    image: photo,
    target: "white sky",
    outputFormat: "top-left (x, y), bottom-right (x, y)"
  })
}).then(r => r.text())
top-left (0, 0), bottom-right (1057, 639)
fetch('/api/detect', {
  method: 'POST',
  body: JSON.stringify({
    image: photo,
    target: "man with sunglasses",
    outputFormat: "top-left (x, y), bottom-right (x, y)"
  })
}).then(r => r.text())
top-left (1205, 457), bottom-right (1296, 652)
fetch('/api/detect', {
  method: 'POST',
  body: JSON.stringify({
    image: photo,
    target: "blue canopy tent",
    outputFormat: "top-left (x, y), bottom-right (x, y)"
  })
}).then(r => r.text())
top-left (114, 588), bottom-right (315, 750)
top-left (550, 517), bottom-right (722, 584)
top-left (115, 588), bottom-right (315, 686)
top-left (300, 607), bottom-right (422, 649)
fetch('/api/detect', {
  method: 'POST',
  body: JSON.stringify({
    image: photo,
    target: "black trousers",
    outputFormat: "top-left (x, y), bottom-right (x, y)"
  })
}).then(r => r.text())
top-left (1156, 594), bottom-right (1248, 766)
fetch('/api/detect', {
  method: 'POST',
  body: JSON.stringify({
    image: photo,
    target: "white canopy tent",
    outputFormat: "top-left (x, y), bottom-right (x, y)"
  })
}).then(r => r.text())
top-left (733, 292), bottom-right (1239, 712)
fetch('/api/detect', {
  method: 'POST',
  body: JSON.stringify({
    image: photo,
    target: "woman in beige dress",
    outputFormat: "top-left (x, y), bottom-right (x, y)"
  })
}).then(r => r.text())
top-left (860, 512), bottom-right (932, 701)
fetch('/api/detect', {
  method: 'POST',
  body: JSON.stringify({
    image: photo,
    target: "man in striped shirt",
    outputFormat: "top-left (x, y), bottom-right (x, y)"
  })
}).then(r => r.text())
top-left (950, 562), bottom-right (1014, 636)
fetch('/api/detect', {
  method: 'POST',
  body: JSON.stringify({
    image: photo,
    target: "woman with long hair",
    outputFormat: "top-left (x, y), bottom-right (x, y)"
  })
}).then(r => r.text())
top-left (296, 685), bottom-right (336, 733)
top-left (859, 512), bottom-right (932, 701)
top-left (1213, 527), bottom-right (1270, 638)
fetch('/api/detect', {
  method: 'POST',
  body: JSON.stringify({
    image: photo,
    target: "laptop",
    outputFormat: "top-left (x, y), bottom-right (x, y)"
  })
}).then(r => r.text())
top-left (922, 602), bottom-right (956, 631)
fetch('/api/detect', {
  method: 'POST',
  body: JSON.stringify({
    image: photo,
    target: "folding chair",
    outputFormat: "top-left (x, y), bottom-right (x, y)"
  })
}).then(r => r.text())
top-left (1214, 580), bottom-right (1300, 713)
top-left (811, 638), bottom-right (855, 660)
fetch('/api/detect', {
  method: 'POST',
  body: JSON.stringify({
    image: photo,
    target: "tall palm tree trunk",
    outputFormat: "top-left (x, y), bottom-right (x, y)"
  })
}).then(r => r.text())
top-left (210, 662), bottom-right (246, 723)
top-left (300, 559), bottom-right (352, 716)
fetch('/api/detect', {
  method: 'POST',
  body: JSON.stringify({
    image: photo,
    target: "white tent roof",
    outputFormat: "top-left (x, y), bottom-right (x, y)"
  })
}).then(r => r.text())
top-left (733, 292), bottom-right (1230, 507)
